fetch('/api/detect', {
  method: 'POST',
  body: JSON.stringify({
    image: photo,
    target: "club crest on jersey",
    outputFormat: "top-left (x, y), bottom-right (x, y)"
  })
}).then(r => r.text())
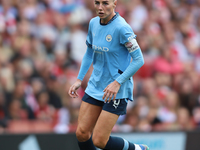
top-left (106, 34), bottom-right (112, 42)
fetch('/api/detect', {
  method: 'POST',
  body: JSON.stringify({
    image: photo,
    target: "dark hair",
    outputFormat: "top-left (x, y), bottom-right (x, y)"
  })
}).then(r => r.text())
top-left (35, 90), bottom-right (48, 101)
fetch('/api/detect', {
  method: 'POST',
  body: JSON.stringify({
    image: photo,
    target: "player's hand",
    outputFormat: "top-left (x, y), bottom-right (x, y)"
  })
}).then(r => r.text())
top-left (103, 80), bottom-right (121, 103)
top-left (68, 79), bottom-right (82, 98)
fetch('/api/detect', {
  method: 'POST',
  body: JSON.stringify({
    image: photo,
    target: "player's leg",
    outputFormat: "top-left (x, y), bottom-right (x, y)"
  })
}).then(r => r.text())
top-left (92, 110), bottom-right (136, 150)
top-left (92, 99), bottom-right (149, 150)
top-left (76, 101), bottom-right (102, 150)
top-left (92, 110), bottom-right (119, 149)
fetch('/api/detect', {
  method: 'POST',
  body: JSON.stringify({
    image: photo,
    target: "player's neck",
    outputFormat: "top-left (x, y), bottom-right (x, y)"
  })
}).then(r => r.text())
top-left (100, 12), bottom-right (116, 24)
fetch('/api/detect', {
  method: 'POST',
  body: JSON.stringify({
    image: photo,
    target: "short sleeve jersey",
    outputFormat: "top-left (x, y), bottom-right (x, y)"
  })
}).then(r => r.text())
top-left (85, 13), bottom-right (136, 101)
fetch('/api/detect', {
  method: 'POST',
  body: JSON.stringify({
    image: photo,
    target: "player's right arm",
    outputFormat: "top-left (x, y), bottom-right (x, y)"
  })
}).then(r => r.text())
top-left (68, 46), bottom-right (94, 98)
top-left (68, 20), bottom-right (94, 98)
top-left (68, 79), bottom-right (82, 98)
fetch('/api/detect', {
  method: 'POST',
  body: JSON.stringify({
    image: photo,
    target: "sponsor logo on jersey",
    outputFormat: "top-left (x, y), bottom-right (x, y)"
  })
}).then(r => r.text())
top-left (94, 51), bottom-right (103, 54)
top-left (106, 34), bottom-right (112, 42)
top-left (92, 45), bottom-right (109, 52)
top-left (113, 99), bottom-right (121, 109)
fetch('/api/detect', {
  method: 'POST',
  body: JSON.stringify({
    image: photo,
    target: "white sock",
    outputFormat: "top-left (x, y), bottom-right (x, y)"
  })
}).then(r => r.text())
top-left (134, 144), bottom-right (142, 150)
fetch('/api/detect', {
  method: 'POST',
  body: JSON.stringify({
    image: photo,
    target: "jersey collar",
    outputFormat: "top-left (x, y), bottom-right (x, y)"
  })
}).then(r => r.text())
top-left (100, 12), bottom-right (119, 26)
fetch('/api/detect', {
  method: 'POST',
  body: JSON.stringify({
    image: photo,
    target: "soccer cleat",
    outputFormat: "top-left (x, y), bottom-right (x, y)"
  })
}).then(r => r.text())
top-left (139, 144), bottom-right (150, 150)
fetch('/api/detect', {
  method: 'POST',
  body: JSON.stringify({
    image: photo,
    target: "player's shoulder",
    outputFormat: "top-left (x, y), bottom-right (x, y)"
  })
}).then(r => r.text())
top-left (89, 16), bottom-right (99, 25)
top-left (115, 15), bottom-right (132, 30)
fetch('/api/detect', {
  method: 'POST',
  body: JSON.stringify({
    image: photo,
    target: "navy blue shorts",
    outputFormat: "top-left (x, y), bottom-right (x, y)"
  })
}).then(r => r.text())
top-left (82, 93), bottom-right (127, 115)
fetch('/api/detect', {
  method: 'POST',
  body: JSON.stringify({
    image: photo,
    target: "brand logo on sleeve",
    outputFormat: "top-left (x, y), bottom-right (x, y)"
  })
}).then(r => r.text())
top-left (106, 34), bottom-right (112, 42)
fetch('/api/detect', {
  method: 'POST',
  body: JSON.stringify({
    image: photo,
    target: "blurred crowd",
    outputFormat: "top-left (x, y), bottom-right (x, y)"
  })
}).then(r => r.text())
top-left (0, 0), bottom-right (200, 134)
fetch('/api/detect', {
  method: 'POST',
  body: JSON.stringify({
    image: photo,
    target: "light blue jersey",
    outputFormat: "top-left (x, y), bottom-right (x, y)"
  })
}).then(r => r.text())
top-left (78, 12), bottom-right (144, 101)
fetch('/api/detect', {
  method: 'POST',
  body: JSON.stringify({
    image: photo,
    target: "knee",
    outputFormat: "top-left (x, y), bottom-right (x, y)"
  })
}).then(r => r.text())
top-left (76, 127), bottom-right (91, 142)
top-left (92, 135), bottom-right (108, 149)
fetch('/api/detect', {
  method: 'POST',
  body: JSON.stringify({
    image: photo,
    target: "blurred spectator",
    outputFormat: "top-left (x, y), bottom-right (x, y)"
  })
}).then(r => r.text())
top-left (177, 76), bottom-right (198, 115)
top-left (53, 98), bottom-right (70, 134)
top-left (9, 79), bottom-right (35, 119)
top-left (118, 105), bottom-right (139, 132)
top-left (8, 99), bottom-right (28, 120)
top-left (176, 107), bottom-right (195, 130)
top-left (45, 75), bottom-right (63, 109)
top-left (0, 91), bottom-right (8, 133)
top-left (34, 90), bottom-right (55, 121)
top-left (157, 90), bottom-right (180, 124)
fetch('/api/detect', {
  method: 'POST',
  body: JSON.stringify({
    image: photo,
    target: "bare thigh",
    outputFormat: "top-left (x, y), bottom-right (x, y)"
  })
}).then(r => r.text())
top-left (92, 110), bottom-right (119, 148)
top-left (76, 101), bottom-right (102, 142)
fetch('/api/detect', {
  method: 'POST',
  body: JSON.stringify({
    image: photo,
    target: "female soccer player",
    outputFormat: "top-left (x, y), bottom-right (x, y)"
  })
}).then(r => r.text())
top-left (68, 0), bottom-right (149, 150)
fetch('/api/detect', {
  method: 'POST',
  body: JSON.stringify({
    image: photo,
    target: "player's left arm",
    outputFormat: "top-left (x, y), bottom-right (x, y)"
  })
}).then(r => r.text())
top-left (115, 38), bottom-right (144, 85)
top-left (115, 24), bottom-right (144, 84)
